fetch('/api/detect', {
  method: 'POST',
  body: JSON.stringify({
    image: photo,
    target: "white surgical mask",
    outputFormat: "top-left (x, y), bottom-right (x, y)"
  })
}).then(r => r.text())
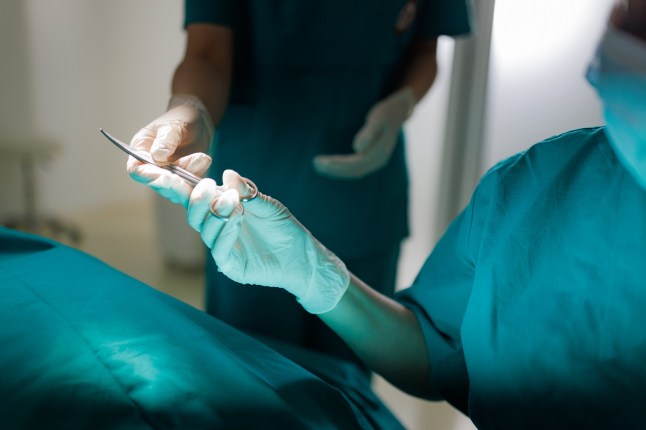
top-left (587, 25), bottom-right (646, 189)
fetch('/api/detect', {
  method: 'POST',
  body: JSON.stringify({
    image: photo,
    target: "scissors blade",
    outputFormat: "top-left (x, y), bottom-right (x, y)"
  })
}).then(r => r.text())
top-left (99, 128), bottom-right (202, 187)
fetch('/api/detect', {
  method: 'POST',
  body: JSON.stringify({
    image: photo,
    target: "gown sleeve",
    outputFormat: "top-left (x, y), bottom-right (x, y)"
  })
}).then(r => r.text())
top-left (414, 0), bottom-right (474, 40)
top-left (184, 0), bottom-right (239, 28)
top-left (396, 152), bottom-right (521, 413)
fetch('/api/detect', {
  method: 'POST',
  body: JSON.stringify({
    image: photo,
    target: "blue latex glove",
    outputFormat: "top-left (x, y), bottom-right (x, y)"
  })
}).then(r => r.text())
top-left (187, 170), bottom-right (351, 314)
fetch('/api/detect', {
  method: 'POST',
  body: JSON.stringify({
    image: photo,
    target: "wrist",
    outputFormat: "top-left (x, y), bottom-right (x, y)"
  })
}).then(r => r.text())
top-left (168, 94), bottom-right (215, 139)
top-left (296, 245), bottom-right (350, 314)
top-left (392, 86), bottom-right (417, 121)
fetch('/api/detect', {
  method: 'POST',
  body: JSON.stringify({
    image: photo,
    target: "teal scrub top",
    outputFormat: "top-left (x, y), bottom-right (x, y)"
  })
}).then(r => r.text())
top-left (398, 127), bottom-right (646, 429)
top-left (184, 0), bottom-right (472, 257)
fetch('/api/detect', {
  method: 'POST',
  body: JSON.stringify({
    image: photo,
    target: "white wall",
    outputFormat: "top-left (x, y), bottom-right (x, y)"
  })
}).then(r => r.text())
top-left (483, 0), bottom-right (614, 170)
top-left (0, 0), bottom-right (36, 216)
top-left (0, 0), bottom-right (185, 218)
top-left (400, 39), bottom-right (458, 289)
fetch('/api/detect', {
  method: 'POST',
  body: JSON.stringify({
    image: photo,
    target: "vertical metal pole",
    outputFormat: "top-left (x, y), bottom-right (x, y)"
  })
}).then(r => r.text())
top-left (21, 153), bottom-right (39, 232)
top-left (435, 0), bottom-right (496, 237)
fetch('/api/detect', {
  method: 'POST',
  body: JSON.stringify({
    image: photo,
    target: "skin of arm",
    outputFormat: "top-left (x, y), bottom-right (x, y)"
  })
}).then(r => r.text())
top-left (319, 274), bottom-right (433, 398)
top-left (172, 24), bottom-right (233, 126)
top-left (399, 38), bottom-right (439, 102)
top-left (612, 0), bottom-right (646, 41)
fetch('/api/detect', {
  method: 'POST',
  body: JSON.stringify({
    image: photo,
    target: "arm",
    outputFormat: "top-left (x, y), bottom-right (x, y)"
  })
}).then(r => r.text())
top-left (312, 39), bottom-right (439, 179)
top-left (319, 274), bottom-right (432, 397)
top-left (398, 38), bottom-right (439, 103)
top-left (611, 0), bottom-right (646, 41)
top-left (126, 24), bottom-right (233, 204)
top-left (172, 24), bottom-right (233, 126)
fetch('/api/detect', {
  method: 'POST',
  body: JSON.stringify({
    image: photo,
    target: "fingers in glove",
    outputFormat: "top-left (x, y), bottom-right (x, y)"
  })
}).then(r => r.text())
top-left (127, 155), bottom-right (166, 185)
top-left (173, 152), bottom-right (212, 177)
top-left (312, 152), bottom-right (370, 179)
top-left (221, 169), bottom-right (284, 217)
top-left (201, 189), bottom-right (241, 249)
top-left (209, 204), bottom-right (243, 273)
top-left (147, 170), bottom-right (195, 207)
top-left (188, 179), bottom-right (240, 248)
top-left (150, 123), bottom-right (184, 163)
top-left (130, 127), bottom-right (155, 152)
top-left (129, 127), bottom-right (167, 182)
top-left (352, 121), bottom-right (384, 152)
top-left (187, 179), bottom-right (219, 232)
top-left (222, 169), bottom-right (257, 199)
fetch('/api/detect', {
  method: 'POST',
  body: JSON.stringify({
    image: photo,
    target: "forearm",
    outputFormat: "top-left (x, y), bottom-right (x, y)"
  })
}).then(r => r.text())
top-left (172, 59), bottom-right (230, 126)
top-left (612, 0), bottom-right (646, 40)
top-left (399, 39), bottom-right (439, 102)
top-left (171, 24), bottom-right (233, 126)
top-left (319, 273), bottom-right (432, 397)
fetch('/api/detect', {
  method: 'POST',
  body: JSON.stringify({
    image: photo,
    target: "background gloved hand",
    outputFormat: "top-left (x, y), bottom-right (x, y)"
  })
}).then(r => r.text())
top-left (187, 170), bottom-right (351, 314)
top-left (127, 94), bottom-right (214, 206)
top-left (313, 87), bottom-right (416, 179)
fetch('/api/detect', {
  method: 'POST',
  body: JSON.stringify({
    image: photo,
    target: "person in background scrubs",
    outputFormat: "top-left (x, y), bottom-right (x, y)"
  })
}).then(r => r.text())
top-left (128, 0), bottom-right (472, 371)
top-left (132, 0), bottom-right (646, 427)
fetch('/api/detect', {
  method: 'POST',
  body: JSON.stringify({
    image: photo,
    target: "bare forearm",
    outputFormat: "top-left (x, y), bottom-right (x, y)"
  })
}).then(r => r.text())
top-left (172, 58), bottom-right (230, 125)
top-left (319, 274), bottom-right (432, 397)
top-left (171, 24), bottom-right (233, 126)
top-left (399, 39), bottom-right (439, 102)
top-left (612, 0), bottom-right (646, 40)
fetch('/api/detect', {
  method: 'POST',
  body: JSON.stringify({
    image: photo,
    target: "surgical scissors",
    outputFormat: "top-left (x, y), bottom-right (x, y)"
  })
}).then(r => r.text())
top-left (100, 128), bottom-right (204, 186)
top-left (99, 128), bottom-right (258, 219)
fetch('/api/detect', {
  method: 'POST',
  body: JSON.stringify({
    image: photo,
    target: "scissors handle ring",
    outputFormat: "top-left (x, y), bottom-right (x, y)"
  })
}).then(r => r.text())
top-left (209, 178), bottom-right (255, 221)
top-left (240, 178), bottom-right (258, 202)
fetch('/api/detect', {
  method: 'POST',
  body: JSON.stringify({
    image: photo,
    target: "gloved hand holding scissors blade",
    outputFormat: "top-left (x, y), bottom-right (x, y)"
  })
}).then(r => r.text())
top-left (127, 94), bottom-right (214, 207)
top-left (102, 128), bottom-right (234, 219)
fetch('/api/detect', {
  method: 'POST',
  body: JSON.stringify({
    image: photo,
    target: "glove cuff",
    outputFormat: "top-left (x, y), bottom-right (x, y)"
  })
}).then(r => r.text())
top-left (297, 246), bottom-right (351, 314)
top-left (168, 93), bottom-right (215, 141)
top-left (391, 86), bottom-right (417, 121)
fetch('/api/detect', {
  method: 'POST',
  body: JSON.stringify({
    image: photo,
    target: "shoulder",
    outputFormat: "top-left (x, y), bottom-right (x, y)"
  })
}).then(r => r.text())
top-left (463, 126), bottom-right (611, 240)
top-left (477, 126), bottom-right (609, 192)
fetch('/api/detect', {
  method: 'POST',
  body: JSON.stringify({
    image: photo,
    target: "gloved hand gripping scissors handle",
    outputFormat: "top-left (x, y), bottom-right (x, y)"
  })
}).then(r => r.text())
top-left (99, 128), bottom-right (258, 219)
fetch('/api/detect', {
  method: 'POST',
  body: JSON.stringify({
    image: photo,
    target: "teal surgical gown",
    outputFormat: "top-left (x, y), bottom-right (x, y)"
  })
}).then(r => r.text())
top-left (185, 0), bottom-right (473, 364)
top-left (398, 127), bottom-right (646, 429)
top-left (0, 227), bottom-right (402, 429)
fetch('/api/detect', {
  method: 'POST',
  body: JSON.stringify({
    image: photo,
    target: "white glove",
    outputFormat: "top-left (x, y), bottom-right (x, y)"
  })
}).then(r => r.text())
top-left (187, 170), bottom-right (351, 314)
top-left (127, 94), bottom-right (214, 206)
top-left (313, 87), bottom-right (416, 179)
